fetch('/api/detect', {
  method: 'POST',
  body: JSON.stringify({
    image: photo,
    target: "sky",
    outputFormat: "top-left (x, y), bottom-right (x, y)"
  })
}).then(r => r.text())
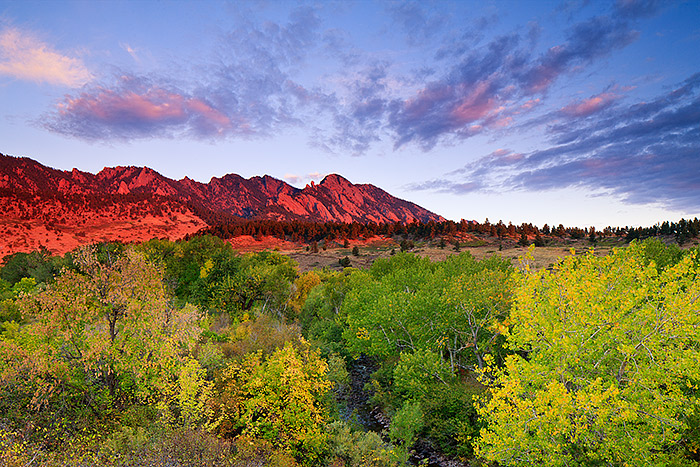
top-left (1, 0), bottom-right (699, 229)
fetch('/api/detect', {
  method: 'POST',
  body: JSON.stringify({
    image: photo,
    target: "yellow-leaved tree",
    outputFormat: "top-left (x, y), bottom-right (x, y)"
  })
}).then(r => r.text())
top-left (476, 244), bottom-right (700, 466)
top-left (211, 340), bottom-right (331, 466)
top-left (0, 246), bottom-right (210, 434)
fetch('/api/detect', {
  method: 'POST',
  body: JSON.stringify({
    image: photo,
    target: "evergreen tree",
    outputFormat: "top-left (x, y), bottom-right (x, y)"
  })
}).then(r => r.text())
top-left (518, 231), bottom-right (529, 247)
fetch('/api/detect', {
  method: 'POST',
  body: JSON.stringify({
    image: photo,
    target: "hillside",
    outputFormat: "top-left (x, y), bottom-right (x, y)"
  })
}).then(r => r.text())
top-left (0, 153), bottom-right (443, 256)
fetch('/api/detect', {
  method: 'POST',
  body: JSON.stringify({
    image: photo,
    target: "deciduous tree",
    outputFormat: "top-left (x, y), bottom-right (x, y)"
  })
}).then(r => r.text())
top-left (476, 245), bottom-right (700, 466)
top-left (0, 247), bottom-right (207, 430)
top-left (211, 341), bottom-right (331, 465)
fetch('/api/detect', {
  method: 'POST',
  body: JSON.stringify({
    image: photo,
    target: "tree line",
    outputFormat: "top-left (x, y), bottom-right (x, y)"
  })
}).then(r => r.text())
top-left (195, 217), bottom-right (700, 245)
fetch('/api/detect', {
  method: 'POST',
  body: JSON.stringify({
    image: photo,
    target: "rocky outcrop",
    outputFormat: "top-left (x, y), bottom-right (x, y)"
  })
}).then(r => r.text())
top-left (0, 153), bottom-right (444, 224)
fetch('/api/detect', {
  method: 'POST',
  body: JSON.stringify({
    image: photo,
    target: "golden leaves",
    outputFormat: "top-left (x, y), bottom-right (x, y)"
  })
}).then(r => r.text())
top-left (211, 341), bottom-right (331, 464)
top-left (476, 243), bottom-right (700, 466)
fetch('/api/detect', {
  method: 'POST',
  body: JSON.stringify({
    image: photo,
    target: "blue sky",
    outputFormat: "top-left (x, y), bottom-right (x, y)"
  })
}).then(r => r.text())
top-left (1, 0), bottom-right (699, 228)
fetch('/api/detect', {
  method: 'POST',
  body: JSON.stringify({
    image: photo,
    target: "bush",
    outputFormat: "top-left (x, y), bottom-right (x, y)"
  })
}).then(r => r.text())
top-left (389, 401), bottom-right (424, 464)
top-left (326, 420), bottom-right (399, 467)
top-left (399, 240), bottom-right (413, 252)
top-left (421, 382), bottom-right (484, 458)
top-left (212, 342), bottom-right (332, 465)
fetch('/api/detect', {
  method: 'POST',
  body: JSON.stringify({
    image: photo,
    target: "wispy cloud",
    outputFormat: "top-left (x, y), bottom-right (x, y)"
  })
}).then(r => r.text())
top-left (560, 91), bottom-right (620, 117)
top-left (406, 178), bottom-right (482, 194)
top-left (120, 42), bottom-right (140, 63)
top-left (519, 15), bottom-right (639, 94)
top-left (319, 61), bottom-right (396, 154)
top-left (412, 73), bottom-right (700, 212)
top-left (614, 0), bottom-right (662, 19)
top-left (283, 172), bottom-right (324, 186)
top-left (387, 8), bottom-right (645, 149)
top-left (283, 173), bottom-right (303, 184)
top-left (387, 1), bottom-right (445, 45)
top-left (44, 6), bottom-right (328, 141)
top-left (40, 0), bottom-right (665, 158)
top-left (0, 26), bottom-right (92, 87)
top-left (43, 75), bottom-right (235, 140)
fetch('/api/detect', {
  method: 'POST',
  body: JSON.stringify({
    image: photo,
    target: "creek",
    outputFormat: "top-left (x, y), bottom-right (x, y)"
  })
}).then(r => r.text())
top-left (341, 355), bottom-right (468, 467)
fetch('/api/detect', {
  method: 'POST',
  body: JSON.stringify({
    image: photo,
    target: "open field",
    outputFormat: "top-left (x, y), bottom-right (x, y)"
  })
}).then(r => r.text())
top-left (233, 234), bottom-right (654, 273)
top-left (4, 218), bottom-right (697, 273)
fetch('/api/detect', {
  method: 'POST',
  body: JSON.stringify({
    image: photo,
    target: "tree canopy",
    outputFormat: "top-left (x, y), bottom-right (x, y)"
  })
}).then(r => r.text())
top-left (0, 247), bottom-right (207, 434)
top-left (477, 244), bottom-right (700, 466)
top-left (342, 252), bottom-right (513, 372)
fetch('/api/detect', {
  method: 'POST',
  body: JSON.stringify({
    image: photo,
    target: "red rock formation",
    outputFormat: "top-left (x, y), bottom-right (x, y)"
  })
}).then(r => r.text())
top-left (0, 153), bottom-right (444, 225)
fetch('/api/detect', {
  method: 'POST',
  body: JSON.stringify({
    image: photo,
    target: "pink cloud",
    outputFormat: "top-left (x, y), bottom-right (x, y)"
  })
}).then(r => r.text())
top-left (489, 148), bottom-right (524, 164)
top-left (54, 83), bottom-right (233, 137)
top-left (283, 174), bottom-right (301, 184)
top-left (60, 88), bottom-right (187, 122)
top-left (450, 81), bottom-right (497, 124)
top-left (402, 84), bottom-right (455, 119)
top-left (391, 80), bottom-right (502, 149)
top-left (490, 149), bottom-right (511, 158)
top-left (283, 172), bottom-right (324, 186)
top-left (524, 63), bottom-right (560, 94)
top-left (185, 98), bottom-right (232, 128)
top-left (519, 98), bottom-right (541, 112)
top-left (561, 91), bottom-right (619, 117)
top-left (487, 106), bottom-right (514, 128)
top-left (120, 42), bottom-right (140, 63)
top-left (0, 27), bottom-right (92, 87)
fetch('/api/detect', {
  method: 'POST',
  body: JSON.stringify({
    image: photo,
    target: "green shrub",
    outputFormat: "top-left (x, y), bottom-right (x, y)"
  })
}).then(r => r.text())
top-left (327, 420), bottom-right (399, 467)
top-left (389, 401), bottom-right (423, 465)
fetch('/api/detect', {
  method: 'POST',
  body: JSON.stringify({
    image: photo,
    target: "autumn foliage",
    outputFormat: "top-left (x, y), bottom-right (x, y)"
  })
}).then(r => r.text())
top-left (1, 236), bottom-right (699, 466)
top-left (476, 244), bottom-right (700, 466)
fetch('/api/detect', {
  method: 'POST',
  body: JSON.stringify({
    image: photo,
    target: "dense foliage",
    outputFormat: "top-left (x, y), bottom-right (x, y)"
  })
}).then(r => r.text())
top-left (476, 244), bottom-right (700, 466)
top-left (342, 253), bottom-right (512, 371)
top-left (0, 236), bottom-right (698, 466)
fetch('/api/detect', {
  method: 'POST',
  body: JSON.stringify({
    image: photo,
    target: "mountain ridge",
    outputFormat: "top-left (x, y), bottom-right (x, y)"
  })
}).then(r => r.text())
top-left (0, 153), bottom-right (444, 256)
top-left (0, 153), bottom-right (443, 224)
